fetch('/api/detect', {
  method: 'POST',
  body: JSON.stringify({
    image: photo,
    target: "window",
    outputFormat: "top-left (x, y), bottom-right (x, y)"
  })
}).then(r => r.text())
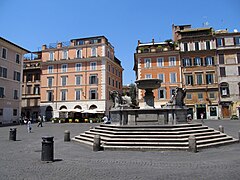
top-left (205, 57), bottom-right (214, 66)
top-left (13, 109), bottom-right (17, 116)
top-left (220, 67), bottom-right (226, 77)
top-left (209, 92), bottom-right (215, 99)
top-left (157, 57), bottom-right (164, 67)
top-left (61, 64), bottom-right (67, 72)
top-left (47, 77), bottom-right (53, 87)
top-left (195, 42), bottom-right (199, 50)
top-left (185, 75), bottom-right (193, 85)
top-left (234, 36), bottom-right (240, 45)
top-left (108, 77), bottom-right (111, 85)
top-left (0, 67), bottom-right (7, 78)
top-left (144, 58), bottom-right (151, 68)
top-left (0, 87), bottom-right (5, 98)
top-left (34, 85), bottom-right (40, 95)
top-left (16, 54), bottom-right (20, 64)
top-left (170, 88), bottom-right (176, 97)
top-left (35, 73), bottom-right (40, 81)
top-left (170, 73), bottom-right (176, 83)
top-left (206, 74), bottom-right (214, 84)
top-left (220, 82), bottom-right (230, 97)
top-left (196, 74), bottom-right (203, 85)
top-left (145, 74), bottom-right (152, 79)
top-left (219, 54), bottom-right (224, 64)
top-left (75, 63), bottom-right (82, 71)
top-left (14, 90), bottom-right (18, 99)
top-left (217, 38), bottom-right (224, 47)
top-left (89, 89), bottom-right (97, 99)
top-left (61, 76), bottom-right (67, 86)
top-left (210, 106), bottom-right (217, 116)
top-left (91, 47), bottom-right (97, 57)
top-left (47, 91), bottom-right (53, 101)
top-left (89, 75), bottom-right (98, 84)
top-left (27, 73), bottom-right (32, 82)
top-left (49, 52), bottom-right (54, 61)
top-left (182, 58), bottom-right (192, 67)
top-left (48, 65), bottom-right (53, 74)
top-left (62, 50), bottom-right (68, 59)
top-left (158, 88), bottom-right (166, 99)
top-left (1, 48), bottom-right (7, 59)
top-left (76, 40), bottom-right (84, 45)
top-left (75, 75), bottom-right (82, 85)
top-left (112, 79), bottom-right (114, 86)
top-left (76, 49), bottom-right (82, 58)
top-left (184, 43), bottom-right (188, 51)
top-left (108, 65), bottom-right (111, 71)
top-left (27, 85), bottom-right (31, 94)
top-left (238, 66), bottom-right (240, 75)
top-left (14, 71), bottom-right (21, 81)
top-left (206, 41), bottom-right (211, 50)
top-left (90, 62), bottom-right (97, 70)
top-left (194, 57), bottom-right (202, 66)
top-left (198, 93), bottom-right (203, 100)
top-left (75, 90), bottom-right (81, 100)
top-left (0, 109), bottom-right (3, 116)
top-left (186, 93), bottom-right (192, 100)
top-left (61, 90), bottom-right (67, 101)
top-left (238, 53), bottom-right (240, 64)
top-left (169, 57), bottom-right (176, 66)
top-left (158, 74), bottom-right (164, 83)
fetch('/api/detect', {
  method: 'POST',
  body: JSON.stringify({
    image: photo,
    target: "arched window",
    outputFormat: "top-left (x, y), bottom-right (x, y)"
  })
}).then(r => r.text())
top-left (74, 105), bottom-right (82, 109)
top-left (89, 104), bottom-right (97, 110)
top-left (59, 105), bottom-right (67, 110)
top-left (220, 82), bottom-right (230, 97)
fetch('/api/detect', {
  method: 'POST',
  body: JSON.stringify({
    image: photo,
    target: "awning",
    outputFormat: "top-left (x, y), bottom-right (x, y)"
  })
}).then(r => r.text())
top-left (58, 109), bottom-right (68, 112)
top-left (83, 109), bottom-right (105, 114)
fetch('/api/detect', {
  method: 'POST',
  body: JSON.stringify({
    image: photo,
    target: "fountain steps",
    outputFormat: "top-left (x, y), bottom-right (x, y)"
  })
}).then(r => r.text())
top-left (72, 123), bottom-right (238, 151)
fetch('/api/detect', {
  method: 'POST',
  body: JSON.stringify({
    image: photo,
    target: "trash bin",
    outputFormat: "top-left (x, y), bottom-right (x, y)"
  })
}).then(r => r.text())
top-left (9, 128), bottom-right (17, 141)
top-left (41, 136), bottom-right (54, 162)
top-left (64, 130), bottom-right (70, 142)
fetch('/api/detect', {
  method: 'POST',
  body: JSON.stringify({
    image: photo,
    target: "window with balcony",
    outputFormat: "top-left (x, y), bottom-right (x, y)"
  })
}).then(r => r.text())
top-left (157, 57), bottom-right (164, 67)
top-left (61, 76), bottom-right (67, 86)
top-left (145, 74), bottom-right (152, 79)
top-left (13, 90), bottom-right (18, 99)
top-left (75, 75), bottom-right (82, 85)
top-left (169, 57), bottom-right (176, 66)
top-left (205, 56), bottom-right (214, 66)
top-left (89, 89), bottom-right (97, 99)
top-left (61, 90), bottom-right (67, 101)
top-left (144, 58), bottom-right (151, 68)
top-left (0, 87), bottom-right (5, 98)
top-left (158, 73), bottom-right (164, 83)
top-left (220, 82), bottom-right (230, 97)
top-left (49, 52), bottom-right (54, 61)
top-left (196, 74), bottom-right (203, 85)
top-left (89, 75), bottom-right (98, 84)
top-left (47, 91), bottom-right (53, 101)
top-left (1, 48), bottom-right (7, 59)
top-left (62, 49), bottom-right (68, 59)
top-left (16, 54), bottom-right (20, 64)
top-left (220, 67), bottom-right (226, 77)
top-left (195, 42), bottom-right (199, 50)
top-left (206, 74), bottom-right (214, 84)
top-left (91, 47), bottom-right (97, 57)
top-left (219, 54), bottom-right (224, 64)
top-left (90, 62), bottom-right (97, 70)
top-left (61, 64), bottom-right (67, 73)
top-left (158, 88), bottom-right (166, 99)
top-left (185, 74), bottom-right (193, 85)
top-left (194, 57), bottom-right (202, 66)
top-left (170, 73), bottom-right (176, 83)
top-left (48, 65), bottom-right (54, 74)
top-left (76, 49), bottom-right (82, 58)
top-left (75, 63), bottom-right (82, 71)
top-left (206, 41), bottom-right (211, 50)
top-left (184, 43), bottom-right (188, 51)
top-left (75, 90), bottom-right (81, 100)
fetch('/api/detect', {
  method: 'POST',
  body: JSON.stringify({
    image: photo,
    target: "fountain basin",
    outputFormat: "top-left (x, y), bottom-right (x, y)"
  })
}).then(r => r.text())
top-left (135, 79), bottom-right (161, 90)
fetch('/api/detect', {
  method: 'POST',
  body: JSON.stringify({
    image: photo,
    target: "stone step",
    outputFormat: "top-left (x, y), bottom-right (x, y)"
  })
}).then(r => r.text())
top-left (196, 136), bottom-right (234, 145)
top-left (103, 146), bottom-right (189, 151)
top-left (198, 139), bottom-right (239, 148)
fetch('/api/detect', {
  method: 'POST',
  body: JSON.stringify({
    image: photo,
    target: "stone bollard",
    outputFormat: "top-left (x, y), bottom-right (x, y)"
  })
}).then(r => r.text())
top-left (64, 130), bottom-right (70, 142)
top-left (219, 125), bottom-right (224, 133)
top-left (93, 135), bottom-right (101, 151)
top-left (9, 128), bottom-right (17, 141)
top-left (41, 136), bottom-right (54, 162)
top-left (188, 135), bottom-right (197, 153)
top-left (238, 130), bottom-right (240, 143)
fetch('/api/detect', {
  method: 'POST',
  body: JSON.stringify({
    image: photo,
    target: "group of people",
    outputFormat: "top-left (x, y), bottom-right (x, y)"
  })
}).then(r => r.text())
top-left (22, 115), bottom-right (43, 133)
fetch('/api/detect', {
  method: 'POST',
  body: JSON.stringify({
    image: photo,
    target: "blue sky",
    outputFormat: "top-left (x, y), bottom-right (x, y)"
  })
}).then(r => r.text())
top-left (1, 0), bottom-right (240, 85)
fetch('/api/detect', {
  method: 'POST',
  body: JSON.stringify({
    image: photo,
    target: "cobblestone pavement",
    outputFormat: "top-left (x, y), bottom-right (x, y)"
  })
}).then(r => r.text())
top-left (0, 120), bottom-right (240, 180)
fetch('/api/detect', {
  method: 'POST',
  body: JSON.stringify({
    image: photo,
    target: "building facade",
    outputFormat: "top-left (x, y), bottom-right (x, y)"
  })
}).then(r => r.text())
top-left (21, 52), bottom-right (42, 121)
top-left (173, 25), bottom-right (219, 120)
top-left (134, 39), bottom-right (181, 108)
top-left (0, 37), bottom-right (29, 124)
top-left (40, 36), bottom-right (123, 120)
top-left (215, 30), bottom-right (240, 118)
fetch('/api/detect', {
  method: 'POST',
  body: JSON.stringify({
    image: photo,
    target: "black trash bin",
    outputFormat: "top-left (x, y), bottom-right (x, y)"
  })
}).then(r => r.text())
top-left (9, 128), bottom-right (17, 141)
top-left (41, 136), bottom-right (54, 162)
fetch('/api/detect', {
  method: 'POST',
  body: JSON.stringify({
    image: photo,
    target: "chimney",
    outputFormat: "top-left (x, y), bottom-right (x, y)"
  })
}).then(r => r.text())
top-left (42, 45), bottom-right (46, 50)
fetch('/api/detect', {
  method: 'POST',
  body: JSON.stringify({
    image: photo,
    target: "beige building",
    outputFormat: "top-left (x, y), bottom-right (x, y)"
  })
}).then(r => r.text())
top-left (0, 37), bottom-right (29, 124)
top-left (40, 36), bottom-right (123, 120)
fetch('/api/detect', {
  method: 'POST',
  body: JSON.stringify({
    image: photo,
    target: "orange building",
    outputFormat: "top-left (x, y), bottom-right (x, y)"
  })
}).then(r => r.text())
top-left (134, 39), bottom-right (182, 107)
top-left (40, 36), bottom-right (123, 120)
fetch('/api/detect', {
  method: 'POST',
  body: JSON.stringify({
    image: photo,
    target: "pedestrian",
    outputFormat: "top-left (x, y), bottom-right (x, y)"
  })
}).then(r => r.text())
top-left (27, 120), bottom-right (32, 133)
top-left (200, 113), bottom-right (204, 123)
top-left (37, 115), bottom-right (43, 127)
top-left (102, 115), bottom-right (109, 124)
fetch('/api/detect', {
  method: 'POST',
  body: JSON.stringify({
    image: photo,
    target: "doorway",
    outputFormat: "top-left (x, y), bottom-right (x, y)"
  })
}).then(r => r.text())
top-left (222, 106), bottom-right (230, 118)
top-left (196, 106), bottom-right (206, 119)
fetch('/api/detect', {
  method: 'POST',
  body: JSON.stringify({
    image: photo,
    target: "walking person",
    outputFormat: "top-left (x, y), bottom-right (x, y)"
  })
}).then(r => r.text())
top-left (200, 113), bottom-right (204, 124)
top-left (37, 115), bottom-right (43, 127)
top-left (27, 120), bottom-right (32, 133)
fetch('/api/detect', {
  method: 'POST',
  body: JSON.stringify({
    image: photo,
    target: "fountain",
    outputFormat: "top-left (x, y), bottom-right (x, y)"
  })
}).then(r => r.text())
top-left (109, 79), bottom-right (188, 125)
